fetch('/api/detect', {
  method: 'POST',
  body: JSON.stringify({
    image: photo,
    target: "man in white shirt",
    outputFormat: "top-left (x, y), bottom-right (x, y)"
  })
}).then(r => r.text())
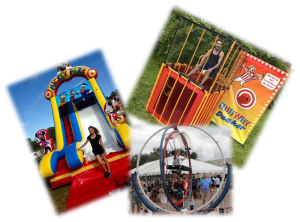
top-left (214, 176), bottom-right (220, 188)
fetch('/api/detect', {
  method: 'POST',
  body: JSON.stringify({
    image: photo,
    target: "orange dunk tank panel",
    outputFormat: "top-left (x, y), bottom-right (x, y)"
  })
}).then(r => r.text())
top-left (147, 64), bottom-right (204, 125)
top-left (146, 64), bottom-right (226, 126)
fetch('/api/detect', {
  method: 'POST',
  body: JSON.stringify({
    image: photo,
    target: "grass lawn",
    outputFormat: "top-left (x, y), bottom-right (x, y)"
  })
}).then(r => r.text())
top-left (126, 52), bottom-right (272, 168)
top-left (33, 143), bottom-right (71, 218)
top-left (126, 54), bottom-right (165, 125)
top-left (34, 164), bottom-right (71, 218)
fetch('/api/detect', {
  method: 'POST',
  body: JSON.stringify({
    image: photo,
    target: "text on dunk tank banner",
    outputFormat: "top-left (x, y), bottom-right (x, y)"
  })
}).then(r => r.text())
top-left (212, 52), bottom-right (289, 144)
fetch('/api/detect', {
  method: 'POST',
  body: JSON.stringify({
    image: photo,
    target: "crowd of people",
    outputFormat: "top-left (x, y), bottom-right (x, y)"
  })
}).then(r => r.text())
top-left (128, 173), bottom-right (223, 214)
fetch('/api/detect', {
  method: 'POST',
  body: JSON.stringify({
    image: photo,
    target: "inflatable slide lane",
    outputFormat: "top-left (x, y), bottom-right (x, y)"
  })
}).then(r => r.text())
top-left (39, 62), bottom-right (130, 210)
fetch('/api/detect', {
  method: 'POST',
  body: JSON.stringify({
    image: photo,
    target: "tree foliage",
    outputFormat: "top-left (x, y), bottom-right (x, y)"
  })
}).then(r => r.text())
top-left (106, 87), bottom-right (125, 107)
top-left (25, 138), bottom-right (32, 144)
top-left (190, 151), bottom-right (199, 160)
top-left (130, 146), bottom-right (200, 170)
top-left (27, 138), bottom-right (41, 152)
top-left (154, 8), bottom-right (289, 109)
top-left (47, 127), bottom-right (56, 143)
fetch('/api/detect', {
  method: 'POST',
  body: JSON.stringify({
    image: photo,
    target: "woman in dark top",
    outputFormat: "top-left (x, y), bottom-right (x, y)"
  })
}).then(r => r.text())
top-left (77, 126), bottom-right (112, 178)
top-left (148, 182), bottom-right (153, 193)
top-left (150, 184), bottom-right (159, 202)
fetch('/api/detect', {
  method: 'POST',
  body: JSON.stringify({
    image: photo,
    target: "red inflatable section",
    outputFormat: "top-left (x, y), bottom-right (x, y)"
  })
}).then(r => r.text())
top-left (50, 159), bottom-right (74, 189)
top-left (65, 151), bottom-right (130, 211)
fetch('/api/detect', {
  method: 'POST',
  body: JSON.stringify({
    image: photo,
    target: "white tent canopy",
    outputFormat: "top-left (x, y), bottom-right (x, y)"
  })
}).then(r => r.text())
top-left (131, 156), bottom-right (225, 176)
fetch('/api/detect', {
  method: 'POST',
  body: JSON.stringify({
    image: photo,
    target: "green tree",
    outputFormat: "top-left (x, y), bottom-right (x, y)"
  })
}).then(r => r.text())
top-left (190, 152), bottom-right (199, 160)
top-left (106, 87), bottom-right (125, 107)
top-left (130, 153), bottom-right (150, 170)
top-left (47, 127), bottom-right (56, 143)
top-left (25, 138), bottom-right (32, 144)
top-left (139, 154), bottom-right (148, 167)
top-left (148, 147), bottom-right (159, 162)
top-left (130, 146), bottom-right (199, 170)
top-left (130, 154), bottom-right (138, 170)
top-left (179, 148), bottom-right (186, 156)
top-left (27, 138), bottom-right (41, 152)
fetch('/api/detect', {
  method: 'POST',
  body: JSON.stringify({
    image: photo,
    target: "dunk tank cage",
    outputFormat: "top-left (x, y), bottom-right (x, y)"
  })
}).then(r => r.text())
top-left (147, 17), bottom-right (247, 126)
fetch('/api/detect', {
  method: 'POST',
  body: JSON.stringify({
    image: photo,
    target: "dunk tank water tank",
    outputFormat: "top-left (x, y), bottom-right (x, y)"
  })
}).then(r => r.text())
top-left (147, 17), bottom-right (247, 126)
top-left (39, 62), bottom-right (130, 205)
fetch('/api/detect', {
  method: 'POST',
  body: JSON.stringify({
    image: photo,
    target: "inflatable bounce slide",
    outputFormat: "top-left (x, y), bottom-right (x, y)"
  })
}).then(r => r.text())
top-left (38, 62), bottom-right (130, 210)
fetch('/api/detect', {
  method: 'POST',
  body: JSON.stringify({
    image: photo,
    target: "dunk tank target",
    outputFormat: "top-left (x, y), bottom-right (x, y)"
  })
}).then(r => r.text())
top-left (235, 88), bottom-right (257, 110)
top-left (146, 16), bottom-right (247, 126)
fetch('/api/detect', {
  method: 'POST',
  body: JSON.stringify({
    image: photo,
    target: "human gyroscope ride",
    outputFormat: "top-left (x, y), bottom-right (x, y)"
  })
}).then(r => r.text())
top-left (131, 126), bottom-right (232, 214)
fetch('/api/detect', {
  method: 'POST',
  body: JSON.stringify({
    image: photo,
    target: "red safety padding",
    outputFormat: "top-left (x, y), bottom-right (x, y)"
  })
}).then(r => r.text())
top-left (50, 160), bottom-right (74, 189)
top-left (56, 158), bottom-right (66, 174)
top-left (50, 151), bottom-right (129, 189)
top-left (51, 177), bottom-right (72, 189)
top-left (66, 153), bottom-right (130, 211)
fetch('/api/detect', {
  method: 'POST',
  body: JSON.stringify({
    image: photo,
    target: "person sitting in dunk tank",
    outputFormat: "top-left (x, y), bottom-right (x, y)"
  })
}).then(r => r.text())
top-left (186, 39), bottom-right (224, 87)
top-left (171, 149), bottom-right (187, 192)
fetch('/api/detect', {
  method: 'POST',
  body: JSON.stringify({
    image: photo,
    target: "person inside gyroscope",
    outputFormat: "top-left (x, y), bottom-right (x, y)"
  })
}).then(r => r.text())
top-left (170, 149), bottom-right (187, 192)
top-left (162, 130), bottom-right (193, 200)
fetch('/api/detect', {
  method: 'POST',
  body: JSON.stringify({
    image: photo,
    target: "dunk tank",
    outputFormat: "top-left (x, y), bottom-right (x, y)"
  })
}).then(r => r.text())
top-left (40, 62), bottom-right (130, 210)
top-left (147, 17), bottom-right (247, 126)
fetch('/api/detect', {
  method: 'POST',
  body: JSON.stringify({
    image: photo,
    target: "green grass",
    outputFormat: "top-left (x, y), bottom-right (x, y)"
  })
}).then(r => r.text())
top-left (126, 54), bottom-right (164, 125)
top-left (34, 142), bottom-right (69, 214)
top-left (126, 52), bottom-right (272, 168)
top-left (33, 164), bottom-right (71, 218)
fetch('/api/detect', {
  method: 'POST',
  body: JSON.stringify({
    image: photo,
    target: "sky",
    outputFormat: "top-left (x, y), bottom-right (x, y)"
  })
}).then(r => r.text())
top-left (131, 116), bottom-right (231, 162)
top-left (8, 50), bottom-right (117, 140)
